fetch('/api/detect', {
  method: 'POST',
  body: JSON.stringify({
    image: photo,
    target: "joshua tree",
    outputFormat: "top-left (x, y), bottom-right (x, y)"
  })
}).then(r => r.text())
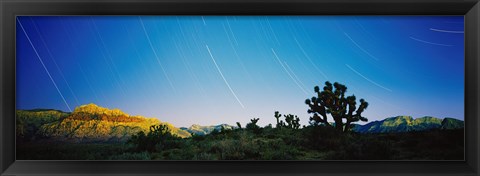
top-left (246, 118), bottom-right (261, 134)
top-left (305, 81), bottom-right (369, 132)
top-left (284, 114), bottom-right (293, 128)
top-left (128, 124), bottom-right (172, 152)
top-left (284, 114), bottom-right (301, 129)
top-left (149, 124), bottom-right (169, 138)
top-left (279, 121), bottom-right (286, 128)
top-left (294, 116), bottom-right (301, 129)
top-left (274, 111), bottom-right (282, 128)
top-left (236, 122), bottom-right (242, 129)
top-left (246, 118), bottom-right (259, 128)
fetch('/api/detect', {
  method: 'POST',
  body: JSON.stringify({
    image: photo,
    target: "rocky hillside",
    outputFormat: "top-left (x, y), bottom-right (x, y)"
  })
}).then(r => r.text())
top-left (441, 118), bottom-right (465, 130)
top-left (16, 109), bottom-right (69, 139)
top-left (352, 116), bottom-right (464, 133)
top-left (17, 104), bottom-right (191, 142)
top-left (180, 124), bottom-right (236, 135)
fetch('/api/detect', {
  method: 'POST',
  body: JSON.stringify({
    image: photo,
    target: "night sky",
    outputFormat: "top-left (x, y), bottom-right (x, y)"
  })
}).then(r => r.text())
top-left (16, 16), bottom-right (464, 127)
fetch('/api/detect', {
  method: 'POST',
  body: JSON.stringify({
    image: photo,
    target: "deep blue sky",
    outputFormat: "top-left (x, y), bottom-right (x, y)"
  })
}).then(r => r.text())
top-left (16, 16), bottom-right (464, 127)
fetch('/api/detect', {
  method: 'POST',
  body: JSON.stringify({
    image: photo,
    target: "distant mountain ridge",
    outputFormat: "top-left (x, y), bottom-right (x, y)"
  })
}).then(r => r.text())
top-left (180, 124), bottom-right (236, 135)
top-left (352, 116), bottom-right (464, 133)
top-left (17, 104), bottom-right (464, 142)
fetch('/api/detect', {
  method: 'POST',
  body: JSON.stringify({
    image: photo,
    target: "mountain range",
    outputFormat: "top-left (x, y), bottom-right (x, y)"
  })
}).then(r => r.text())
top-left (351, 116), bottom-right (464, 133)
top-left (17, 104), bottom-right (464, 142)
top-left (180, 124), bottom-right (236, 135)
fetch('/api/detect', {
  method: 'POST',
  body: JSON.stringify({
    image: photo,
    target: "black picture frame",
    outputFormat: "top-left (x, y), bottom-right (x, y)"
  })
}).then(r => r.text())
top-left (1, 0), bottom-right (479, 175)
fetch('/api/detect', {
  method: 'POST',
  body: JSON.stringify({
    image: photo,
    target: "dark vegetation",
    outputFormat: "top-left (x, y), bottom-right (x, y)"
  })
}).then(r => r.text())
top-left (16, 81), bottom-right (464, 160)
top-left (17, 126), bottom-right (464, 160)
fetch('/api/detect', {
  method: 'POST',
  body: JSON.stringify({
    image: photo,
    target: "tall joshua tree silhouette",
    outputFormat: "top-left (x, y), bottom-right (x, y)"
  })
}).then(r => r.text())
top-left (305, 81), bottom-right (369, 132)
top-left (274, 111), bottom-right (282, 128)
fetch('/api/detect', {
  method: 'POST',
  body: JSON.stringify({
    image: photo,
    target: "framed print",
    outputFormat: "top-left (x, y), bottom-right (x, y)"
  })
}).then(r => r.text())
top-left (1, 0), bottom-right (479, 175)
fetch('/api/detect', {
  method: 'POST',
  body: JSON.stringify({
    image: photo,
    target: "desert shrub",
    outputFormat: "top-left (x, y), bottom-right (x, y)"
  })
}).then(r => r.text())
top-left (303, 125), bottom-right (344, 150)
top-left (349, 137), bottom-right (393, 159)
top-left (157, 145), bottom-right (199, 160)
top-left (190, 133), bottom-right (206, 141)
top-left (257, 138), bottom-right (301, 160)
top-left (128, 125), bottom-right (181, 152)
top-left (209, 132), bottom-right (252, 159)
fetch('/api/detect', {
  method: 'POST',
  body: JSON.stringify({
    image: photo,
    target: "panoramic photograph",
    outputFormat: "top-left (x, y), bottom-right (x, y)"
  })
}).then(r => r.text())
top-left (16, 16), bottom-right (464, 160)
